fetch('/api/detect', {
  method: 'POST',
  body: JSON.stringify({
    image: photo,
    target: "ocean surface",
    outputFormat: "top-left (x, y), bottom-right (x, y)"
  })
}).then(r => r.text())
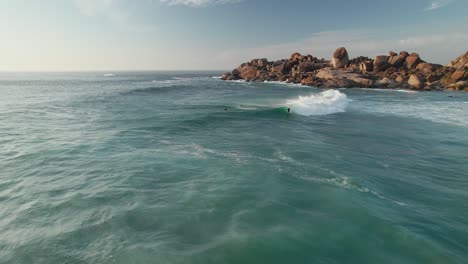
top-left (1, 71), bottom-right (467, 264)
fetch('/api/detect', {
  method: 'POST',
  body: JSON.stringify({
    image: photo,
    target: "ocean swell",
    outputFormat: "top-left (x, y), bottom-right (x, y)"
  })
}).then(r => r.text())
top-left (286, 90), bottom-right (348, 116)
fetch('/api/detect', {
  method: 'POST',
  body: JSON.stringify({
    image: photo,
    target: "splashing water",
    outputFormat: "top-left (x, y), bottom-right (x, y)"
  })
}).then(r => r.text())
top-left (286, 89), bottom-right (348, 116)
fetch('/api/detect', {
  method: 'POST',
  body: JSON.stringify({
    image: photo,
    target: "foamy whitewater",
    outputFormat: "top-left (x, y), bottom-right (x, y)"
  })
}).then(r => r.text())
top-left (1, 71), bottom-right (468, 264)
top-left (286, 89), bottom-right (348, 116)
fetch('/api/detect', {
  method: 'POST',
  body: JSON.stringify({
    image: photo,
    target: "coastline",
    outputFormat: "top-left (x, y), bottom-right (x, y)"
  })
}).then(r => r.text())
top-left (221, 47), bottom-right (468, 91)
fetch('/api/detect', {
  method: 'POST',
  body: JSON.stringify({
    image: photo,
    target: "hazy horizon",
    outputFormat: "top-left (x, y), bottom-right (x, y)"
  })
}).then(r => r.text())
top-left (1, 0), bottom-right (467, 71)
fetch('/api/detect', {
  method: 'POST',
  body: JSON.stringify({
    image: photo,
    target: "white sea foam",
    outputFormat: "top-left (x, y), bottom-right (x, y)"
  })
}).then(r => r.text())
top-left (103, 73), bottom-right (115, 77)
top-left (298, 175), bottom-right (407, 206)
top-left (356, 88), bottom-right (417, 93)
top-left (151, 79), bottom-right (177, 84)
top-left (286, 90), bottom-right (349, 116)
top-left (263, 80), bottom-right (304, 87)
top-left (226, 79), bottom-right (247, 83)
top-left (354, 99), bottom-right (468, 127)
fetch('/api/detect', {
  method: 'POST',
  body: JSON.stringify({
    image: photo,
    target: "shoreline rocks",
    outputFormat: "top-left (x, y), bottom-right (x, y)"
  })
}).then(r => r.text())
top-left (221, 47), bottom-right (468, 91)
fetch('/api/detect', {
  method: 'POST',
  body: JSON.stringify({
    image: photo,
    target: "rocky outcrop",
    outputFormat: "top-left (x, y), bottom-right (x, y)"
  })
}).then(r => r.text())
top-left (447, 52), bottom-right (468, 69)
top-left (332, 47), bottom-right (349, 69)
top-left (408, 74), bottom-right (423, 89)
top-left (220, 47), bottom-right (468, 91)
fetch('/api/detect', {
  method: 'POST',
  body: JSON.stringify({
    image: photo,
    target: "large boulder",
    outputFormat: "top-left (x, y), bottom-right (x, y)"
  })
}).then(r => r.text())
top-left (231, 68), bottom-right (240, 77)
top-left (349, 77), bottom-right (374, 87)
top-left (271, 61), bottom-right (286, 75)
top-left (451, 69), bottom-right (467, 82)
top-left (388, 55), bottom-right (406, 67)
top-left (239, 66), bottom-right (258, 80)
top-left (316, 69), bottom-right (335, 79)
top-left (405, 54), bottom-right (422, 69)
top-left (332, 47), bottom-right (349, 68)
top-left (408, 74), bottom-right (424, 89)
top-left (291, 52), bottom-right (302, 61)
top-left (400, 51), bottom-right (410, 57)
top-left (257, 58), bottom-right (268, 67)
top-left (374, 55), bottom-right (390, 72)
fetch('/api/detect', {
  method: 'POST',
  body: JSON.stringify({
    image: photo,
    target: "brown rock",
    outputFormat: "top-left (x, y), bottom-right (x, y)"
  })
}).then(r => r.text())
top-left (399, 51), bottom-right (409, 57)
top-left (388, 55), bottom-right (406, 67)
top-left (320, 78), bottom-right (355, 88)
top-left (256, 70), bottom-right (269, 79)
top-left (396, 75), bottom-right (405, 83)
top-left (297, 62), bottom-right (319, 72)
top-left (257, 58), bottom-right (268, 67)
top-left (272, 62), bottom-right (285, 75)
top-left (376, 77), bottom-right (390, 87)
top-left (232, 68), bottom-right (240, 77)
top-left (349, 77), bottom-right (374, 87)
top-left (359, 61), bottom-right (373, 72)
top-left (316, 69), bottom-right (335, 79)
top-left (447, 52), bottom-right (468, 69)
top-left (416, 63), bottom-right (433, 71)
top-left (426, 73), bottom-right (439, 83)
top-left (332, 47), bottom-right (349, 69)
top-left (291, 52), bottom-right (302, 61)
top-left (221, 72), bottom-right (233, 80)
top-left (451, 70), bottom-right (467, 82)
top-left (408, 74), bottom-right (423, 89)
top-left (447, 81), bottom-right (468, 91)
top-left (374, 55), bottom-right (390, 72)
top-left (405, 54), bottom-right (421, 69)
top-left (240, 66), bottom-right (258, 79)
top-left (301, 76), bottom-right (316, 86)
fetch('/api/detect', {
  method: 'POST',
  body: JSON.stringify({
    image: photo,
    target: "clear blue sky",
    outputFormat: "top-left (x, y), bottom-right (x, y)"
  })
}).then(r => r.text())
top-left (0, 0), bottom-right (466, 71)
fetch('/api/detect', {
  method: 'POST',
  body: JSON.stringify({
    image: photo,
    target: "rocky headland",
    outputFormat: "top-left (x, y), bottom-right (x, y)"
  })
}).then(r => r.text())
top-left (221, 48), bottom-right (468, 91)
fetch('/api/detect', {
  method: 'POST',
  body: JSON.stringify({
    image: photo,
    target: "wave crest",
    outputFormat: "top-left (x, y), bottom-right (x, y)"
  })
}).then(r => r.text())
top-left (286, 90), bottom-right (348, 116)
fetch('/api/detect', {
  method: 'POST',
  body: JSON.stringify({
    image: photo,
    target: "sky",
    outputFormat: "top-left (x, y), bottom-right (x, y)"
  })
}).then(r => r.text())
top-left (0, 0), bottom-right (467, 71)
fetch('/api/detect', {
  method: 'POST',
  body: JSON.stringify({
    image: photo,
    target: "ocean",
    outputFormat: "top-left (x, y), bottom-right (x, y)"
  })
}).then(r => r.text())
top-left (1, 71), bottom-right (467, 263)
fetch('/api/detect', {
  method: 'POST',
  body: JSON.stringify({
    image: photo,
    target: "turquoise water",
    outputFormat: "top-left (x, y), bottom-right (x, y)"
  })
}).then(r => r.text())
top-left (1, 72), bottom-right (467, 264)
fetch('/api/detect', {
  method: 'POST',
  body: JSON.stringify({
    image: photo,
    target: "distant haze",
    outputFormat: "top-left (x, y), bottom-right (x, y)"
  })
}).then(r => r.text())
top-left (0, 0), bottom-right (467, 71)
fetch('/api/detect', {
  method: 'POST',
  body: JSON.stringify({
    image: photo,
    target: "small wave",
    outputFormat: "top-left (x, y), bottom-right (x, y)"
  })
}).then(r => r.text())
top-left (286, 90), bottom-right (348, 116)
top-left (263, 81), bottom-right (303, 87)
top-left (103, 73), bottom-right (115, 77)
top-left (357, 88), bottom-right (417, 93)
top-left (124, 85), bottom-right (193, 95)
top-left (226, 79), bottom-right (247, 83)
top-left (299, 175), bottom-right (407, 206)
top-left (151, 79), bottom-right (177, 84)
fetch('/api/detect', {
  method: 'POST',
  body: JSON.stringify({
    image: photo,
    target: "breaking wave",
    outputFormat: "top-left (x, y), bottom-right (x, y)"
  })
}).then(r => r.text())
top-left (286, 90), bottom-right (348, 116)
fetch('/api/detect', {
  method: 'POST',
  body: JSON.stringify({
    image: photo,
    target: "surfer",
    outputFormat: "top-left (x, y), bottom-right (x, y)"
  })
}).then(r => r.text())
top-left (287, 107), bottom-right (291, 113)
